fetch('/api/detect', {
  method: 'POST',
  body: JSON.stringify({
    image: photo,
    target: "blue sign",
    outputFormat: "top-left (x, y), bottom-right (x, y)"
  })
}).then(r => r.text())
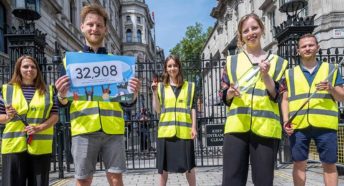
top-left (65, 52), bottom-right (135, 102)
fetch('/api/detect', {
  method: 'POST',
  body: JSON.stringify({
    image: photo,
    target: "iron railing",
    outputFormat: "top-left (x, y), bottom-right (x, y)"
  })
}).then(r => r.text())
top-left (1, 50), bottom-right (344, 177)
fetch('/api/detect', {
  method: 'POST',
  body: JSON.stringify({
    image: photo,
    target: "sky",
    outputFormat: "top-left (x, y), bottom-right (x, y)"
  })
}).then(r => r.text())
top-left (146, 0), bottom-right (217, 55)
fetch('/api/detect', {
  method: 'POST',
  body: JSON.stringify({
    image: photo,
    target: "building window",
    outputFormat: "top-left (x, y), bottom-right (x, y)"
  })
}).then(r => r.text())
top-left (137, 29), bottom-right (142, 43)
top-left (268, 10), bottom-right (275, 28)
top-left (0, 2), bottom-right (5, 53)
top-left (299, 0), bottom-right (308, 17)
top-left (69, 0), bottom-right (76, 25)
top-left (126, 15), bottom-right (131, 22)
top-left (137, 16), bottom-right (141, 24)
top-left (126, 29), bottom-right (132, 42)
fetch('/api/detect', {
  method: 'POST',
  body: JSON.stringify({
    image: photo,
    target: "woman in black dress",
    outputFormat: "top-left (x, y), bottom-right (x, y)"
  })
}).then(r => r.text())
top-left (152, 55), bottom-right (197, 186)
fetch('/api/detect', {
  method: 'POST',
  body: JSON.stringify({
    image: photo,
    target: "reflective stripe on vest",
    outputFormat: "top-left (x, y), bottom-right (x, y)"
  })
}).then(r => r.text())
top-left (63, 55), bottom-right (125, 136)
top-left (157, 81), bottom-right (195, 139)
top-left (224, 53), bottom-right (288, 139)
top-left (286, 62), bottom-right (338, 130)
top-left (1, 84), bottom-right (54, 155)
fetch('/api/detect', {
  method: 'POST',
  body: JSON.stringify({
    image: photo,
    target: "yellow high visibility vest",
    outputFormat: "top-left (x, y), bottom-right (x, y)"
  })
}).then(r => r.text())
top-left (285, 62), bottom-right (338, 130)
top-left (157, 81), bottom-right (195, 139)
top-left (63, 55), bottom-right (125, 136)
top-left (225, 52), bottom-right (288, 139)
top-left (1, 84), bottom-right (54, 155)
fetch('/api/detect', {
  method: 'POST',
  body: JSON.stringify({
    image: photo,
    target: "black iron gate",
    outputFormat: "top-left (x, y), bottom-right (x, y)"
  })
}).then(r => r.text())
top-left (1, 50), bottom-right (344, 177)
top-left (50, 57), bottom-right (227, 174)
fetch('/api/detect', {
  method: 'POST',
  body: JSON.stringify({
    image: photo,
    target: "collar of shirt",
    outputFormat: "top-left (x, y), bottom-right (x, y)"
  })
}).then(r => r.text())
top-left (300, 60), bottom-right (321, 75)
top-left (299, 60), bottom-right (322, 85)
top-left (82, 45), bottom-right (108, 54)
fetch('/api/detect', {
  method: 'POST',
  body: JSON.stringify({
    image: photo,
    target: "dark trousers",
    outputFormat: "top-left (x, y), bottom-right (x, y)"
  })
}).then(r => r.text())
top-left (2, 152), bottom-right (51, 186)
top-left (139, 123), bottom-right (150, 151)
top-left (2, 152), bottom-right (28, 186)
top-left (222, 132), bottom-right (279, 186)
top-left (27, 154), bottom-right (51, 186)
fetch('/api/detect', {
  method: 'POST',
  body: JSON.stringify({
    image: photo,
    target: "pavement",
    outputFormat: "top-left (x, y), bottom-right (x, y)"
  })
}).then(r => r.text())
top-left (49, 163), bottom-right (344, 186)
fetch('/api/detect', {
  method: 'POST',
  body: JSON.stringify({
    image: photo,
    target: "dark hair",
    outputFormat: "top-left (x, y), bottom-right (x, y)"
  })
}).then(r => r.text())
top-left (9, 55), bottom-right (47, 95)
top-left (81, 4), bottom-right (108, 26)
top-left (237, 13), bottom-right (265, 48)
top-left (162, 55), bottom-right (184, 87)
top-left (298, 33), bottom-right (319, 47)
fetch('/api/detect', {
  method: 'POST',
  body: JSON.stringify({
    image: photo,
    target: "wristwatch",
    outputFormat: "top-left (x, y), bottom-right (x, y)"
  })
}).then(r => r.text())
top-left (57, 93), bottom-right (67, 100)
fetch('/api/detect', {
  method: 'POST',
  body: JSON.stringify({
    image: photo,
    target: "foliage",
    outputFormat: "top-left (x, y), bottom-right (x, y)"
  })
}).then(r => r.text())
top-left (170, 22), bottom-right (212, 61)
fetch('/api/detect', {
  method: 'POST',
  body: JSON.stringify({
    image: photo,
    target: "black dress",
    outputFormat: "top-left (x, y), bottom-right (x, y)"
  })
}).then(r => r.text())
top-left (156, 85), bottom-right (196, 174)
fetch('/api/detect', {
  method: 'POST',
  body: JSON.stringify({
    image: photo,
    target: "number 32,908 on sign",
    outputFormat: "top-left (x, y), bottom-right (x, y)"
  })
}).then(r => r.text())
top-left (69, 61), bottom-right (124, 87)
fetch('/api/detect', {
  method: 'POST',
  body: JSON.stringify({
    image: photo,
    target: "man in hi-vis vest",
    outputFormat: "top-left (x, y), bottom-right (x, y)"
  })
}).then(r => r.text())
top-left (281, 34), bottom-right (344, 186)
top-left (54, 4), bottom-right (141, 186)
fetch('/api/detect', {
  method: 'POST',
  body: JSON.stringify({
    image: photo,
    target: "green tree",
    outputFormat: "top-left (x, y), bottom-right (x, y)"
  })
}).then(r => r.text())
top-left (170, 23), bottom-right (212, 98)
top-left (170, 22), bottom-right (212, 60)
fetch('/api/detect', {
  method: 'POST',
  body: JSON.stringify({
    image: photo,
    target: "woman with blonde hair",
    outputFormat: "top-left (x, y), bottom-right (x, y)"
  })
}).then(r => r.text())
top-left (220, 13), bottom-right (288, 186)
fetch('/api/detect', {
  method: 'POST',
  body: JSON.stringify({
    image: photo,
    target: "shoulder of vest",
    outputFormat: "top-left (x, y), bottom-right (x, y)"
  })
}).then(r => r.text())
top-left (325, 62), bottom-right (335, 68)
top-left (48, 85), bottom-right (54, 92)
top-left (276, 55), bottom-right (286, 63)
top-left (318, 62), bottom-right (332, 70)
top-left (228, 54), bottom-right (239, 64)
top-left (287, 65), bottom-right (299, 75)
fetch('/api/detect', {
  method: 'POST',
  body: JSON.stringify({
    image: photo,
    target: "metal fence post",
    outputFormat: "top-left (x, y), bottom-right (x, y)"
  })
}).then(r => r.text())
top-left (56, 122), bottom-right (64, 178)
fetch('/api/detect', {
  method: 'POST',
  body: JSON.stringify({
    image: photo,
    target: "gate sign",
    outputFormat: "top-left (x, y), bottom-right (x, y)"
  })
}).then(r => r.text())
top-left (206, 124), bottom-right (224, 146)
top-left (65, 52), bottom-right (135, 102)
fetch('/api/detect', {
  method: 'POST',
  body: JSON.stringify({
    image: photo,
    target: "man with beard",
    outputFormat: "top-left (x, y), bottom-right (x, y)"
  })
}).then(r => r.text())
top-left (55, 4), bottom-right (141, 186)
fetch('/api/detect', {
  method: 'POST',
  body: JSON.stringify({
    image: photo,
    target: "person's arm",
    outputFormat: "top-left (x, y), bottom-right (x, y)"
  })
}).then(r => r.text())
top-left (25, 90), bottom-right (60, 134)
top-left (220, 65), bottom-right (239, 106)
top-left (0, 104), bottom-right (17, 124)
top-left (55, 75), bottom-right (70, 106)
top-left (329, 70), bottom-right (344, 102)
top-left (328, 84), bottom-right (344, 102)
top-left (25, 114), bottom-right (59, 135)
top-left (281, 91), bottom-right (293, 136)
top-left (0, 114), bottom-right (10, 124)
top-left (259, 59), bottom-right (276, 98)
top-left (120, 99), bottom-right (137, 108)
top-left (125, 77), bottom-right (141, 105)
top-left (315, 65), bottom-right (344, 101)
top-left (316, 78), bottom-right (344, 102)
top-left (152, 82), bottom-right (161, 113)
top-left (191, 108), bottom-right (197, 140)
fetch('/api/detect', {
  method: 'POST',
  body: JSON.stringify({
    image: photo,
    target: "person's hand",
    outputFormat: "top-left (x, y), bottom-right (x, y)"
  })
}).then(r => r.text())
top-left (5, 105), bottom-right (16, 121)
top-left (25, 125), bottom-right (41, 135)
top-left (128, 77), bottom-right (141, 98)
top-left (283, 121), bottom-right (294, 136)
top-left (316, 80), bottom-right (333, 92)
top-left (226, 83), bottom-right (240, 99)
top-left (55, 75), bottom-right (70, 97)
top-left (191, 127), bottom-right (198, 140)
top-left (259, 59), bottom-right (271, 76)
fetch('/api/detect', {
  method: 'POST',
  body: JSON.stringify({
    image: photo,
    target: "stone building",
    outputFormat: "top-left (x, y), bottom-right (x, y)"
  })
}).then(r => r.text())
top-left (0, 0), bottom-right (163, 65)
top-left (201, 0), bottom-right (344, 118)
top-left (203, 0), bottom-right (344, 59)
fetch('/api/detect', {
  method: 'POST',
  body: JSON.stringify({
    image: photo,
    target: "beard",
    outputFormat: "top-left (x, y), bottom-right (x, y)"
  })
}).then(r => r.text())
top-left (85, 34), bottom-right (105, 46)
